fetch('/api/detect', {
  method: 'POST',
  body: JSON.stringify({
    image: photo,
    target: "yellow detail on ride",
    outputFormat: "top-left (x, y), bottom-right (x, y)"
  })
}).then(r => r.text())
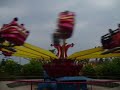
top-left (1, 48), bottom-right (13, 52)
top-left (15, 46), bottom-right (50, 59)
top-left (23, 43), bottom-right (58, 59)
top-left (67, 47), bottom-right (103, 59)
top-left (13, 53), bottom-right (39, 59)
top-left (59, 16), bottom-right (74, 20)
top-left (2, 41), bottom-right (10, 46)
top-left (13, 50), bottom-right (50, 60)
top-left (76, 53), bottom-right (120, 60)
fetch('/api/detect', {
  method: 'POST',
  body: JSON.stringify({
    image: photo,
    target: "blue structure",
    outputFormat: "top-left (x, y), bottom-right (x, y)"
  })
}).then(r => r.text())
top-left (38, 76), bottom-right (90, 90)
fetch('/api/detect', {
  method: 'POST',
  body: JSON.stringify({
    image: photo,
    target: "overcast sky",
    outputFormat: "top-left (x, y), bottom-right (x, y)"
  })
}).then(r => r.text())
top-left (0, 0), bottom-right (120, 55)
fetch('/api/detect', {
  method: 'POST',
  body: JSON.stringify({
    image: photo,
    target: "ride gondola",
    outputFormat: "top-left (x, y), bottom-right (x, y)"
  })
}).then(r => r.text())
top-left (0, 18), bottom-right (30, 46)
top-left (101, 27), bottom-right (120, 49)
top-left (53, 11), bottom-right (75, 45)
top-left (57, 11), bottom-right (75, 39)
top-left (0, 18), bottom-right (30, 56)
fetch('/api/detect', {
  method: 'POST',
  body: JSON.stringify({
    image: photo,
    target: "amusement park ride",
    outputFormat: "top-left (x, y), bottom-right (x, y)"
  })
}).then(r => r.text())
top-left (0, 11), bottom-right (120, 89)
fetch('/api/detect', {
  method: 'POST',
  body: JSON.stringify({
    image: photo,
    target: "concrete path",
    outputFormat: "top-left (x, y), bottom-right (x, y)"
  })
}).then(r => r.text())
top-left (89, 85), bottom-right (120, 90)
top-left (0, 79), bottom-right (120, 90)
top-left (0, 81), bottom-right (37, 90)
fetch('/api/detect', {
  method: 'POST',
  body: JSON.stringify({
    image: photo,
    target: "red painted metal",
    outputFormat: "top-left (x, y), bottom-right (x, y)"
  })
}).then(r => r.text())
top-left (43, 59), bottom-right (83, 77)
top-left (0, 18), bottom-right (29, 46)
top-left (56, 11), bottom-right (75, 39)
top-left (58, 11), bottom-right (75, 32)
top-left (101, 29), bottom-right (120, 49)
top-left (2, 51), bottom-right (13, 56)
top-left (51, 43), bottom-right (74, 59)
top-left (64, 43), bottom-right (74, 58)
top-left (51, 44), bottom-right (62, 58)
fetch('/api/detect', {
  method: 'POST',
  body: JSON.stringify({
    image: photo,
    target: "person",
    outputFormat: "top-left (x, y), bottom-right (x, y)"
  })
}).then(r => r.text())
top-left (109, 29), bottom-right (113, 34)
top-left (117, 24), bottom-right (120, 30)
top-left (108, 29), bottom-right (115, 37)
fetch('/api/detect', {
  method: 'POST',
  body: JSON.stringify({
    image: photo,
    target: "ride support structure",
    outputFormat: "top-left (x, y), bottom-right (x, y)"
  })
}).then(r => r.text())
top-left (51, 39), bottom-right (74, 59)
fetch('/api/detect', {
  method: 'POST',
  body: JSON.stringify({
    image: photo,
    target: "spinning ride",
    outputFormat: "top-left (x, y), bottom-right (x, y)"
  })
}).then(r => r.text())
top-left (0, 12), bottom-right (120, 90)
top-left (0, 12), bottom-right (120, 77)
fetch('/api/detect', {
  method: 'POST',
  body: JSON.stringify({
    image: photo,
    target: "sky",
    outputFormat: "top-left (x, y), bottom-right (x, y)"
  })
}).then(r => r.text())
top-left (0, 0), bottom-right (120, 56)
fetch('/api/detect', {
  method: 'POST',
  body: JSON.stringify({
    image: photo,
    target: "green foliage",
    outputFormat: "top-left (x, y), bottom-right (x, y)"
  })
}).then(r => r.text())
top-left (82, 58), bottom-right (120, 79)
top-left (82, 64), bottom-right (96, 76)
top-left (0, 59), bottom-right (22, 76)
top-left (95, 58), bottom-right (120, 77)
top-left (94, 65), bottom-right (104, 76)
top-left (0, 57), bottom-right (120, 79)
top-left (0, 58), bottom-right (44, 79)
top-left (21, 59), bottom-right (43, 76)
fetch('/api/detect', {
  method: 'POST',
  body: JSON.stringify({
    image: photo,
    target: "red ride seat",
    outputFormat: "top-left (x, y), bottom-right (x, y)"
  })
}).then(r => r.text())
top-left (57, 11), bottom-right (75, 39)
top-left (0, 18), bottom-right (29, 46)
top-left (101, 29), bottom-right (120, 49)
top-left (2, 51), bottom-right (13, 56)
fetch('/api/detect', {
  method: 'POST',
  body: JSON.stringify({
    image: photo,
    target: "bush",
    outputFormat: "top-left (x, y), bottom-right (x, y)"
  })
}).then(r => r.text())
top-left (94, 65), bottom-right (104, 76)
top-left (21, 59), bottom-right (43, 76)
top-left (82, 64), bottom-right (96, 76)
top-left (98, 58), bottom-right (119, 76)
top-left (82, 58), bottom-right (120, 79)
top-left (0, 60), bottom-right (22, 76)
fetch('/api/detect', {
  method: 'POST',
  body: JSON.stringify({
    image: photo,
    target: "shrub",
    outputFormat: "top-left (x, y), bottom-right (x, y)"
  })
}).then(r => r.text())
top-left (82, 64), bottom-right (96, 76)
top-left (21, 59), bottom-right (43, 76)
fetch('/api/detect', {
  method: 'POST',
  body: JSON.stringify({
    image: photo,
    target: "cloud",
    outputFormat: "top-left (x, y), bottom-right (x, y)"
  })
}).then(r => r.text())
top-left (0, 7), bottom-right (28, 19)
top-left (0, 0), bottom-right (10, 6)
top-left (87, 0), bottom-right (118, 9)
top-left (47, 0), bottom-right (80, 12)
top-left (0, 0), bottom-right (120, 56)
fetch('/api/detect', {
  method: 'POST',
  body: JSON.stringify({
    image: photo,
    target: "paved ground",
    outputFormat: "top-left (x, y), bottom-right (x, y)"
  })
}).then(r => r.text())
top-left (0, 79), bottom-right (120, 90)
top-left (89, 85), bottom-right (120, 90)
top-left (0, 81), bottom-right (36, 90)
top-left (88, 79), bottom-right (120, 90)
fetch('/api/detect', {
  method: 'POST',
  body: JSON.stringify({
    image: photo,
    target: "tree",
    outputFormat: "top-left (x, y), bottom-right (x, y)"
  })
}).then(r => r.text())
top-left (21, 59), bottom-right (44, 76)
top-left (4, 60), bottom-right (22, 75)
top-left (0, 59), bottom-right (6, 66)
top-left (95, 58), bottom-right (120, 78)
top-left (82, 64), bottom-right (96, 76)
top-left (0, 59), bottom-right (22, 76)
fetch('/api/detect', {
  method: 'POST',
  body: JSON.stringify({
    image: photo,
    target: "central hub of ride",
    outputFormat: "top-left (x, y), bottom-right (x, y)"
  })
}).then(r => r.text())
top-left (51, 41), bottom-right (74, 59)
top-left (44, 11), bottom-right (83, 77)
